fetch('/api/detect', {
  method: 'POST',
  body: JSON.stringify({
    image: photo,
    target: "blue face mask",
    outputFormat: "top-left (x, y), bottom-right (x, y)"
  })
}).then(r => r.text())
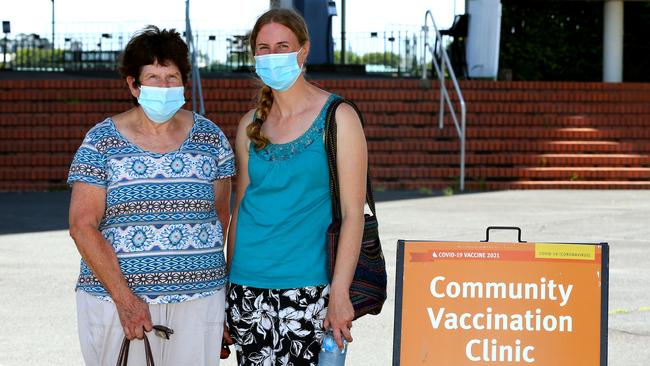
top-left (138, 85), bottom-right (185, 123)
top-left (254, 49), bottom-right (303, 91)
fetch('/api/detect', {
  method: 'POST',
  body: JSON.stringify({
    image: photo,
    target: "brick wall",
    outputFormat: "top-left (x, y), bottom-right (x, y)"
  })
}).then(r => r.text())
top-left (1, 78), bottom-right (649, 191)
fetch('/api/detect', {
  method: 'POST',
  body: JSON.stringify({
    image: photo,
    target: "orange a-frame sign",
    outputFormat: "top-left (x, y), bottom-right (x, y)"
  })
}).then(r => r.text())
top-left (393, 240), bottom-right (608, 365)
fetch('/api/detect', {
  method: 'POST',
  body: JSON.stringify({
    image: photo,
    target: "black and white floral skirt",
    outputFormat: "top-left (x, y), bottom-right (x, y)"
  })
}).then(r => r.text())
top-left (226, 283), bottom-right (330, 366)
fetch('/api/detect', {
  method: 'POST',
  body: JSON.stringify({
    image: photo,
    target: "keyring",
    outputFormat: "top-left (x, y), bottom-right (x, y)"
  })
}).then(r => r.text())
top-left (152, 325), bottom-right (174, 340)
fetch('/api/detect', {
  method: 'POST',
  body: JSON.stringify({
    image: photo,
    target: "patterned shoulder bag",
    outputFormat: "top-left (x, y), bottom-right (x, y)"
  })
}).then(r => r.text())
top-left (324, 97), bottom-right (388, 320)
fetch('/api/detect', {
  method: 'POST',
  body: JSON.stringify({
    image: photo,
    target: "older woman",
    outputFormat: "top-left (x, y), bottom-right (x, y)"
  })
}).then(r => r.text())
top-left (68, 26), bottom-right (234, 365)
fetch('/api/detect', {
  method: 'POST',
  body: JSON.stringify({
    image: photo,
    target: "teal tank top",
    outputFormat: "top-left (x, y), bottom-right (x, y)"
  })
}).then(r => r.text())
top-left (229, 94), bottom-right (337, 289)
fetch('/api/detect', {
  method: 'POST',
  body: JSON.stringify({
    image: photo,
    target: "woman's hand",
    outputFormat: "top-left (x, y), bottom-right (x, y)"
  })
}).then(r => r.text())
top-left (221, 325), bottom-right (233, 359)
top-left (114, 292), bottom-right (153, 340)
top-left (323, 285), bottom-right (355, 349)
top-left (223, 325), bottom-right (233, 346)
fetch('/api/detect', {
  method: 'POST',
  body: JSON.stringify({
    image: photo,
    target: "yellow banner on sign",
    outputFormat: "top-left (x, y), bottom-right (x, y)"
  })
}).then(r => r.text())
top-left (535, 243), bottom-right (596, 260)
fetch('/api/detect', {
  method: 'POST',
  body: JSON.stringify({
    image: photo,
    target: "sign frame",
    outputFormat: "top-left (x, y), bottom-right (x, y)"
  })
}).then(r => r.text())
top-left (393, 239), bottom-right (609, 365)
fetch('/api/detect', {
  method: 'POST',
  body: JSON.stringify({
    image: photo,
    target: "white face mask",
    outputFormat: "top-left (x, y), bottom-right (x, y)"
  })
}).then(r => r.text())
top-left (138, 86), bottom-right (185, 123)
top-left (254, 48), bottom-right (304, 91)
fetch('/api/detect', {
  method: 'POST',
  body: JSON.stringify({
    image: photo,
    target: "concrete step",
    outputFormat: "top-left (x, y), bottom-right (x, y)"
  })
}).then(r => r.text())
top-left (3, 111), bottom-right (650, 130)
top-left (5, 87), bottom-right (650, 104)
top-left (378, 180), bottom-right (650, 191)
top-left (3, 78), bottom-right (650, 93)
top-left (4, 126), bottom-right (649, 141)
top-left (9, 163), bottom-right (647, 182)
top-left (5, 139), bottom-right (645, 154)
top-left (4, 100), bottom-right (650, 115)
top-left (369, 153), bottom-right (650, 167)
top-left (3, 153), bottom-right (648, 170)
top-left (365, 127), bottom-right (650, 140)
top-left (368, 140), bottom-right (650, 153)
top-left (372, 167), bottom-right (650, 180)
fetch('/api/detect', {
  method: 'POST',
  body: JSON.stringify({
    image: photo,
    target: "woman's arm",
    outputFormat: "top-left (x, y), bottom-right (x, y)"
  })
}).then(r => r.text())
top-left (324, 102), bottom-right (368, 348)
top-left (68, 182), bottom-right (153, 340)
top-left (226, 109), bottom-right (254, 270)
top-left (223, 109), bottom-right (254, 345)
top-left (214, 177), bottom-right (232, 241)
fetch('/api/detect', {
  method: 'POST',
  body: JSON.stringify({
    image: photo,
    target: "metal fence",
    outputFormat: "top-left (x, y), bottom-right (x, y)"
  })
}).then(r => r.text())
top-left (334, 26), bottom-right (423, 76)
top-left (1, 25), bottom-right (430, 76)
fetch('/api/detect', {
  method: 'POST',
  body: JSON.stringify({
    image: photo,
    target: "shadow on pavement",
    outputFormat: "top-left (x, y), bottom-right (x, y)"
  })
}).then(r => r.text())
top-left (0, 189), bottom-right (449, 235)
top-left (0, 192), bottom-right (71, 235)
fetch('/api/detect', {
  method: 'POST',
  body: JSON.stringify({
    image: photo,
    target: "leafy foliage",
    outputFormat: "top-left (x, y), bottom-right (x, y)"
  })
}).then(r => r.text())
top-left (500, 1), bottom-right (650, 81)
top-left (333, 50), bottom-right (401, 67)
top-left (500, 1), bottom-right (603, 81)
top-left (623, 2), bottom-right (650, 81)
top-left (13, 48), bottom-right (64, 67)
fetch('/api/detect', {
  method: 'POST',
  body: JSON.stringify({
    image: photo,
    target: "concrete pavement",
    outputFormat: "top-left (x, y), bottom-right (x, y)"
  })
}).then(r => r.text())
top-left (1, 190), bottom-right (649, 365)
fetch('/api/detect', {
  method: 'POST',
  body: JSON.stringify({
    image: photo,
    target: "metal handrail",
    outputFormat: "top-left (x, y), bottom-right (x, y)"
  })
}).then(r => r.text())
top-left (422, 10), bottom-right (466, 191)
top-left (185, 0), bottom-right (205, 116)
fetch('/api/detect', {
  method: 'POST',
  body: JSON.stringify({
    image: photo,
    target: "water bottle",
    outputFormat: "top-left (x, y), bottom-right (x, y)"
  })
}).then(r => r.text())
top-left (318, 330), bottom-right (347, 366)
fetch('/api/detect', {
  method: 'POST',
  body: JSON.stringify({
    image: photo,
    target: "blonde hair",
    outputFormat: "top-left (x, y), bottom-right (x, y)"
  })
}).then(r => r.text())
top-left (247, 8), bottom-right (310, 149)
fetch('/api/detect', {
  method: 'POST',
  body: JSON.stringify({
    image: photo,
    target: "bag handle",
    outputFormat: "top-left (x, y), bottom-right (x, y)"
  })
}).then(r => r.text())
top-left (324, 97), bottom-right (377, 221)
top-left (116, 333), bottom-right (155, 366)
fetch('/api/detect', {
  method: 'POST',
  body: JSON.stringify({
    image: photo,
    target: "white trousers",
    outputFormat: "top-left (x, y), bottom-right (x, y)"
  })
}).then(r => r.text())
top-left (76, 289), bottom-right (225, 366)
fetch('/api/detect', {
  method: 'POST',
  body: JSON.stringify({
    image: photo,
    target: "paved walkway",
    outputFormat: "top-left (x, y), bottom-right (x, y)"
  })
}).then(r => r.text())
top-left (1, 190), bottom-right (648, 365)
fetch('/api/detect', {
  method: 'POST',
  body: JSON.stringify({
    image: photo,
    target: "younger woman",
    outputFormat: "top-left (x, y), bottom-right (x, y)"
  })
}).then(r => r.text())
top-left (224, 8), bottom-right (368, 365)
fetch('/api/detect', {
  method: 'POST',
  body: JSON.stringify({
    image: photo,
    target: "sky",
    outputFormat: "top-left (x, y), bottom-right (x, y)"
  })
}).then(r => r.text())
top-left (2, 0), bottom-right (464, 65)
top-left (3, 0), bottom-right (464, 41)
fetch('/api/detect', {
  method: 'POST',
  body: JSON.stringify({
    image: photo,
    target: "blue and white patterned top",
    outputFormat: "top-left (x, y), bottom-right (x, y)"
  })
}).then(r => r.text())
top-left (67, 113), bottom-right (235, 304)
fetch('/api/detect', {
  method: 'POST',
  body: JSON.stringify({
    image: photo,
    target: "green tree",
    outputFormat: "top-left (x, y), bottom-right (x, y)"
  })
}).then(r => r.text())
top-left (623, 2), bottom-right (650, 81)
top-left (500, 1), bottom-right (603, 81)
top-left (360, 52), bottom-right (400, 68)
top-left (13, 48), bottom-right (64, 68)
top-left (333, 49), bottom-right (361, 64)
top-left (226, 51), bottom-right (252, 67)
